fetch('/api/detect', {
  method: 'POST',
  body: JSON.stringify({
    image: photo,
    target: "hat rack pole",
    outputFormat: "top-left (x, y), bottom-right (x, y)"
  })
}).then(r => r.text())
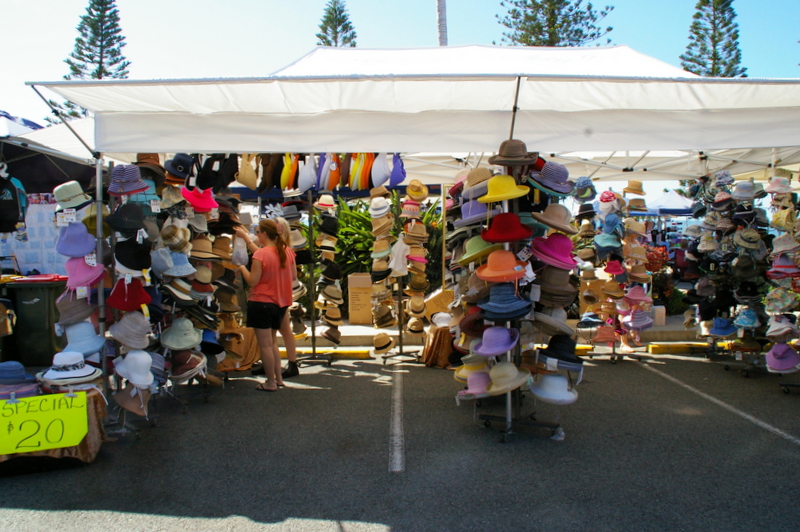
top-left (95, 155), bottom-right (109, 399)
top-left (442, 185), bottom-right (449, 291)
top-left (508, 77), bottom-right (522, 141)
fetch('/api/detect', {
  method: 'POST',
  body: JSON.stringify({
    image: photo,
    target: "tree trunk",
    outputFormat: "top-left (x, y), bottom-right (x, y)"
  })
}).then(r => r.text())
top-left (436, 0), bottom-right (447, 46)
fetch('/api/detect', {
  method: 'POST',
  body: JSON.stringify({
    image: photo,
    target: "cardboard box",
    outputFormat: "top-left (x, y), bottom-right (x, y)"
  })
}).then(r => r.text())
top-left (425, 288), bottom-right (454, 321)
top-left (348, 273), bottom-right (373, 325)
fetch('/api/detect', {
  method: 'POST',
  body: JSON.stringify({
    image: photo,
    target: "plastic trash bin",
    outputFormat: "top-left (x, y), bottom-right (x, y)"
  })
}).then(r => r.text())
top-left (3, 279), bottom-right (67, 367)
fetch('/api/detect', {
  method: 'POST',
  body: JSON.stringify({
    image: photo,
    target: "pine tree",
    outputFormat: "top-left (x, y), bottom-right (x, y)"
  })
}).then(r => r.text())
top-left (46, 0), bottom-right (130, 124)
top-left (680, 0), bottom-right (746, 77)
top-left (316, 0), bottom-right (357, 47)
top-left (497, 0), bottom-right (614, 47)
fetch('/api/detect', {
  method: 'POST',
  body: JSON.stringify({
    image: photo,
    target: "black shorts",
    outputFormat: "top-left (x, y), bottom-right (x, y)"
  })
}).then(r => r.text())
top-left (247, 301), bottom-right (287, 330)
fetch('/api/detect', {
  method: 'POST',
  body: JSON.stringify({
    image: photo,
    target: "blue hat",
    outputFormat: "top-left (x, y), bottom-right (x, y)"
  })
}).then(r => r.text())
top-left (165, 153), bottom-right (194, 179)
top-left (733, 308), bottom-right (759, 329)
top-left (594, 233), bottom-right (621, 248)
top-left (709, 317), bottom-right (737, 337)
top-left (0, 360), bottom-right (35, 385)
top-left (477, 283), bottom-right (533, 319)
top-left (108, 164), bottom-right (149, 197)
top-left (601, 213), bottom-right (621, 234)
top-left (64, 321), bottom-right (107, 357)
top-left (454, 199), bottom-right (501, 228)
top-left (165, 252), bottom-right (197, 278)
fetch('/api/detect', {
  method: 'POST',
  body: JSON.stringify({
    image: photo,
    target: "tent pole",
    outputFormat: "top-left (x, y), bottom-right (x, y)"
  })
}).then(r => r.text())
top-left (94, 155), bottom-right (108, 398)
top-left (771, 148), bottom-right (777, 179)
top-left (508, 77), bottom-right (522, 140)
top-left (30, 85), bottom-right (99, 159)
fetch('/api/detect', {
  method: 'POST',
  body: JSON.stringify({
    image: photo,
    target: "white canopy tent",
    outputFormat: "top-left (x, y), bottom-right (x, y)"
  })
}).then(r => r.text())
top-left (28, 45), bottom-right (800, 159)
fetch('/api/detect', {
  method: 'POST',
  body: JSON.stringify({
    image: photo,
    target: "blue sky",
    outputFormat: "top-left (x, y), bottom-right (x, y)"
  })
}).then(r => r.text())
top-left (2, 0), bottom-right (798, 124)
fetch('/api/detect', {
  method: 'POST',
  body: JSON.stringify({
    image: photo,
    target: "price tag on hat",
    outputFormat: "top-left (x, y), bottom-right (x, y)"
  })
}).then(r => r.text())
top-left (84, 251), bottom-right (97, 267)
top-left (185, 206), bottom-right (194, 218)
top-left (120, 194), bottom-right (128, 204)
top-left (150, 199), bottom-right (161, 213)
top-left (76, 286), bottom-right (88, 299)
top-left (137, 228), bottom-right (147, 243)
top-left (517, 245), bottom-right (533, 262)
top-left (188, 176), bottom-right (197, 188)
top-left (63, 208), bottom-right (77, 223)
top-left (124, 274), bottom-right (132, 284)
top-left (209, 208), bottom-right (219, 220)
top-left (55, 212), bottom-right (69, 227)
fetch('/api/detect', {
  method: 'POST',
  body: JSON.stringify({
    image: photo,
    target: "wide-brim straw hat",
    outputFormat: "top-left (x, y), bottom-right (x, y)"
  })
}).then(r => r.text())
top-left (478, 175), bottom-right (530, 203)
top-left (488, 139), bottom-right (539, 167)
top-left (529, 203), bottom-right (577, 235)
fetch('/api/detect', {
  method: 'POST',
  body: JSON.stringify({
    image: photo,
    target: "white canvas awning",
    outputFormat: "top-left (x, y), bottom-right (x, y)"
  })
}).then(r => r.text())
top-left (28, 45), bottom-right (800, 156)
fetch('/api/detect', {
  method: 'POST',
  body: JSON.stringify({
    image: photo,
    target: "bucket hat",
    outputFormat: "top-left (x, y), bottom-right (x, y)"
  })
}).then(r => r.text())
top-left (731, 181), bottom-right (755, 201)
top-left (476, 250), bottom-right (527, 282)
top-left (81, 202), bottom-right (111, 238)
top-left (767, 254), bottom-right (800, 280)
top-left (765, 176), bottom-right (792, 194)
top-left (528, 162), bottom-right (574, 197)
top-left (56, 289), bottom-right (97, 326)
top-left (623, 180), bottom-right (646, 196)
top-left (161, 317), bottom-right (202, 350)
top-left (322, 326), bottom-right (342, 344)
top-left (733, 308), bottom-right (760, 330)
top-left (0, 360), bottom-right (35, 385)
top-left (114, 349), bottom-right (154, 388)
top-left (163, 252), bottom-right (196, 278)
top-left (159, 184), bottom-right (184, 209)
top-left (62, 319), bottom-right (106, 358)
top-left (65, 256), bottom-right (105, 289)
top-left (708, 317), bottom-right (737, 337)
top-left (604, 260), bottom-right (625, 276)
top-left (485, 362), bottom-right (531, 396)
top-left (766, 343), bottom-right (800, 373)
top-left (478, 174), bottom-right (530, 203)
top-left (592, 326), bottom-right (619, 344)
top-left (108, 164), bottom-right (149, 197)
top-left (458, 235), bottom-right (503, 266)
top-left (530, 233), bottom-right (577, 270)
top-left (165, 153), bottom-right (193, 180)
top-left (770, 233), bottom-right (800, 256)
top-left (529, 203), bottom-right (577, 235)
top-left (766, 315), bottom-right (799, 338)
top-left (108, 310), bottom-right (152, 349)
top-left (454, 199), bottom-right (500, 228)
top-left (41, 351), bottom-right (101, 382)
top-left (714, 169), bottom-right (734, 186)
top-left (457, 370), bottom-right (492, 398)
top-left (54, 180), bottom-right (93, 212)
top-left (683, 224), bottom-right (703, 238)
top-left (115, 237), bottom-right (152, 271)
top-left (488, 139), bottom-right (538, 167)
top-left (477, 283), bottom-right (533, 320)
top-left (56, 222), bottom-right (97, 258)
top-left (170, 350), bottom-right (207, 381)
top-left (532, 307), bottom-right (573, 336)
top-left (602, 279), bottom-right (624, 299)
top-left (473, 326), bottom-right (520, 357)
top-left (181, 186), bottom-right (218, 213)
top-left (624, 285), bottom-right (652, 304)
top-left (601, 213), bottom-right (622, 234)
top-left (530, 373), bottom-right (579, 405)
top-left (711, 191), bottom-right (733, 211)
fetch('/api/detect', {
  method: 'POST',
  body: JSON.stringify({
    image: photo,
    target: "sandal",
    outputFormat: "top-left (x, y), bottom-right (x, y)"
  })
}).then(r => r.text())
top-left (255, 382), bottom-right (278, 392)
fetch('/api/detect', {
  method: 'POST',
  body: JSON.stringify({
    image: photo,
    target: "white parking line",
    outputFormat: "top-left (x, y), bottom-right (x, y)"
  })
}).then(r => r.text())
top-left (389, 365), bottom-right (405, 473)
top-left (641, 363), bottom-right (800, 447)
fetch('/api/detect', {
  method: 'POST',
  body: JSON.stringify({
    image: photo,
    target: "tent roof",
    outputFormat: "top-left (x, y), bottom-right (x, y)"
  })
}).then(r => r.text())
top-left (648, 189), bottom-right (693, 215)
top-left (29, 45), bottom-right (800, 155)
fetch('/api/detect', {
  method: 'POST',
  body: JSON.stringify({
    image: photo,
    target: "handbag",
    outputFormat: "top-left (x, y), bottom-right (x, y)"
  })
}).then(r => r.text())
top-left (236, 154), bottom-right (259, 190)
top-left (232, 236), bottom-right (249, 266)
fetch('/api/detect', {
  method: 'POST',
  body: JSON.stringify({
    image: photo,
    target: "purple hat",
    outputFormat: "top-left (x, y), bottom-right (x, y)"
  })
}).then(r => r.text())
top-left (389, 153), bottom-right (406, 187)
top-left (530, 233), bottom-right (577, 270)
top-left (766, 343), bottom-right (800, 373)
top-left (473, 326), bottom-right (520, 357)
top-left (65, 256), bottom-right (106, 289)
top-left (454, 199), bottom-right (501, 228)
top-left (767, 254), bottom-right (800, 280)
top-left (457, 370), bottom-right (491, 397)
top-left (108, 164), bottom-right (149, 197)
top-left (622, 309), bottom-right (654, 331)
top-left (56, 222), bottom-right (97, 258)
top-left (528, 162), bottom-right (575, 196)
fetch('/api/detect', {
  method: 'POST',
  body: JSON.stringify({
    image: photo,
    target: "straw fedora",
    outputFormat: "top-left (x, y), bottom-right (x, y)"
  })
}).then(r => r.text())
top-left (485, 362), bottom-right (531, 396)
top-left (529, 203), bottom-right (578, 235)
top-left (406, 180), bottom-right (428, 202)
top-left (623, 180), bottom-right (646, 196)
top-left (372, 332), bottom-right (396, 354)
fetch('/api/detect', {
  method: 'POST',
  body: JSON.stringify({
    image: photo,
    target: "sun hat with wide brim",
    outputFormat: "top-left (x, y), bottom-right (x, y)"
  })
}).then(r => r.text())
top-left (478, 174), bottom-right (530, 203)
top-left (529, 373), bottom-right (579, 405)
top-left (531, 307), bottom-right (574, 336)
top-left (473, 326), bottom-right (520, 357)
top-left (529, 203), bottom-right (577, 235)
top-left (160, 317), bottom-right (202, 350)
top-left (528, 162), bottom-right (575, 197)
top-left (458, 235), bottom-right (503, 266)
top-left (485, 362), bottom-right (531, 396)
top-left (42, 350), bottom-right (101, 382)
top-left (475, 250), bottom-right (527, 282)
top-left (488, 139), bottom-right (539, 167)
top-left (530, 233), bottom-right (577, 270)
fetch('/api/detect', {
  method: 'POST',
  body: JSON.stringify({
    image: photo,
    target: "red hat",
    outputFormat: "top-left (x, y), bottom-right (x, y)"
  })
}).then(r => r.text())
top-left (181, 187), bottom-right (218, 213)
top-left (106, 277), bottom-right (152, 312)
top-left (481, 212), bottom-right (533, 243)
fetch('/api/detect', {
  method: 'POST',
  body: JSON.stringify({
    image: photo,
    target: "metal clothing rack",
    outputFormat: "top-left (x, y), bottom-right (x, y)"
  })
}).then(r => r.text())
top-left (381, 277), bottom-right (421, 364)
top-left (297, 190), bottom-right (333, 368)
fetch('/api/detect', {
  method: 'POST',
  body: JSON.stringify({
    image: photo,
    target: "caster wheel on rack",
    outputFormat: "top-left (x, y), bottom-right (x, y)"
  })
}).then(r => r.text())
top-left (483, 420), bottom-right (491, 428)
top-left (610, 357), bottom-right (617, 365)
top-left (783, 387), bottom-right (791, 394)
top-left (724, 365), bottom-right (730, 371)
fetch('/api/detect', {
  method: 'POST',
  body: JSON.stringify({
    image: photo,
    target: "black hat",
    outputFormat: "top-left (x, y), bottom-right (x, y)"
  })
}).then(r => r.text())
top-left (734, 281), bottom-right (761, 301)
top-left (321, 262), bottom-right (342, 281)
top-left (106, 203), bottom-right (146, 231)
top-left (698, 299), bottom-right (716, 321)
top-left (574, 203), bottom-right (597, 220)
top-left (538, 334), bottom-right (582, 365)
top-left (114, 237), bottom-right (152, 271)
top-left (371, 268), bottom-right (392, 283)
top-left (319, 214), bottom-right (339, 237)
top-left (295, 249), bottom-right (313, 265)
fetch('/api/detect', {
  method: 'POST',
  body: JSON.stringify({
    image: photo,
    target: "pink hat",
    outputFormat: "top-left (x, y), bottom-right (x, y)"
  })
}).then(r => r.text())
top-left (457, 370), bottom-right (491, 397)
top-left (181, 187), bottom-right (218, 213)
top-left (766, 342), bottom-right (800, 373)
top-left (624, 285), bottom-right (653, 304)
top-left (604, 260), bottom-right (625, 275)
top-left (530, 233), bottom-right (577, 270)
top-left (599, 190), bottom-right (617, 203)
top-left (65, 256), bottom-right (106, 289)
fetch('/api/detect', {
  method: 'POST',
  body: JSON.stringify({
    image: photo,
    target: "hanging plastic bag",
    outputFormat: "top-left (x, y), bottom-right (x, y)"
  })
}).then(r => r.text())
top-left (232, 236), bottom-right (249, 266)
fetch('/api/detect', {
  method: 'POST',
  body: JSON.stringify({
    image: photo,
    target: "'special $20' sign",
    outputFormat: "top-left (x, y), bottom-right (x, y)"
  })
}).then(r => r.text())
top-left (1, 392), bottom-right (88, 455)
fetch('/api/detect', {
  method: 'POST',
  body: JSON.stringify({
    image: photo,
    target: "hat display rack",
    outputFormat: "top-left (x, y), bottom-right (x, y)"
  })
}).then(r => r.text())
top-left (679, 169), bottom-right (800, 379)
top-left (444, 138), bottom-right (593, 442)
top-left (308, 190), bottom-right (339, 364)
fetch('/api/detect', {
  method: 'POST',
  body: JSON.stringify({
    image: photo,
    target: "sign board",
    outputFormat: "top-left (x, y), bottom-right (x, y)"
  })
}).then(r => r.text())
top-left (0, 392), bottom-right (89, 455)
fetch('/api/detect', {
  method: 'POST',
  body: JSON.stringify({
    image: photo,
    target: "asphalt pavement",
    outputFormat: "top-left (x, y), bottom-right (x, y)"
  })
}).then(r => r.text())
top-left (1, 351), bottom-right (800, 532)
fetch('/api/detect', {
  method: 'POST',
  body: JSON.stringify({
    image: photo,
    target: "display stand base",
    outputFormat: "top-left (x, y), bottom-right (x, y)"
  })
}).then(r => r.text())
top-left (584, 344), bottom-right (645, 364)
top-left (479, 413), bottom-right (562, 443)
top-left (381, 346), bottom-right (421, 365)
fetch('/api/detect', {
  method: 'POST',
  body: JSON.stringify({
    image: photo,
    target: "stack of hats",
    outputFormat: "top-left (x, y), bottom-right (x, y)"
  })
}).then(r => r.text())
top-left (369, 185), bottom-right (397, 329)
top-left (37, 350), bottom-right (103, 394)
top-left (397, 179), bottom-right (430, 338)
